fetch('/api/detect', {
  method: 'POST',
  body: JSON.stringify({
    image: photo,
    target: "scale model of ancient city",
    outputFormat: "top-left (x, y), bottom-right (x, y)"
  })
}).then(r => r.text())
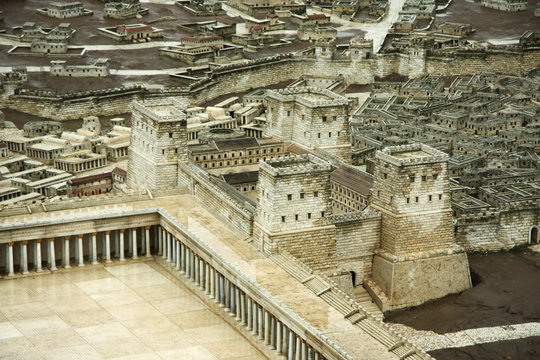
top-left (0, 0), bottom-right (538, 359)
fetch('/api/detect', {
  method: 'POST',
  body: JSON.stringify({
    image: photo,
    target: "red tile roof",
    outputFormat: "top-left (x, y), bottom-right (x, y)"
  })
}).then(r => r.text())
top-left (112, 167), bottom-right (127, 177)
top-left (330, 165), bottom-right (373, 196)
top-left (69, 172), bottom-right (112, 185)
top-left (183, 35), bottom-right (222, 42)
top-left (307, 14), bottom-right (328, 19)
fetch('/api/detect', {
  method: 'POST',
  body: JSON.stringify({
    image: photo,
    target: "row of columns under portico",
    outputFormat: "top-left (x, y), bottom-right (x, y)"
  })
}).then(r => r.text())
top-left (159, 225), bottom-right (326, 360)
top-left (1, 225), bottom-right (158, 277)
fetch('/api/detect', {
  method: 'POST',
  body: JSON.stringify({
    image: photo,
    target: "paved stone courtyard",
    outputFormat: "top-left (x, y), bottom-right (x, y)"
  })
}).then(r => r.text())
top-left (0, 261), bottom-right (266, 360)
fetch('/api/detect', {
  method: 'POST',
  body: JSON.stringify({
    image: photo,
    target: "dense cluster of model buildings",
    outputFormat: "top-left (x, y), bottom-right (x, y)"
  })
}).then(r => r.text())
top-left (0, 113), bottom-right (128, 203)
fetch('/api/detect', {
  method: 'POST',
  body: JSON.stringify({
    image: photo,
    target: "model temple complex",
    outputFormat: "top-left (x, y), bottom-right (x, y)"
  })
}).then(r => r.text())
top-left (0, 0), bottom-right (538, 359)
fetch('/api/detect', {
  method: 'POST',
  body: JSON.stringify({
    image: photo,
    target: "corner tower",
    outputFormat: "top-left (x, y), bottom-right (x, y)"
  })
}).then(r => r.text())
top-left (254, 155), bottom-right (336, 271)
top-left (127, 100), bottom-right (187, 190)
top-left (368, 144), bottom-right (471, 311)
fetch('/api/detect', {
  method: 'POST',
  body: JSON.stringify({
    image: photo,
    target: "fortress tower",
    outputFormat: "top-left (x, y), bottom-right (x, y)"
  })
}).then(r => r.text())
top-left (254, 155), bottom-right (336, 270)
top-left (127, 100), bottom-right (187, 190)
top-left (367, 144), bottom-right (471, 310)
top-left (264, 87), bottom-right (351, 159)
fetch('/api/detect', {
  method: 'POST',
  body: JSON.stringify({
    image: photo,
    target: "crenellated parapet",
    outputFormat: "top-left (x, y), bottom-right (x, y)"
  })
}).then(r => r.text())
top-left (259, 154), bottom-right (332, 177)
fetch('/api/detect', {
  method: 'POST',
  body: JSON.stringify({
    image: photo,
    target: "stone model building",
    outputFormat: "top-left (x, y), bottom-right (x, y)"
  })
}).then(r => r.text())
top-left (254, 155), bottom-right (335, 266)
top-left (367, 144), bottom-right (471, 310)
top-left (127, 100), bottom-right (187, 191)
top-left (264, 87), bottom-right (352, 159)
top-left (481, 0), bottom-right (528, 12)
top-left (50, 59), bottom-right (110, 77)
top-left (98, 24), bottom-right (163, 42)
top-left (104, 0), bottom-right (149, 19)
top-left (37, 2), bottom-right (93, 18)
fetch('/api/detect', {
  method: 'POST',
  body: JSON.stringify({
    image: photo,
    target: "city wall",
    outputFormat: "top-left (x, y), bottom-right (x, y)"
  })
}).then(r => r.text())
top-left (334, 208), bottom-right (381, 279)
top-left (1, 45), bottom-right (537, 120)
top-left (456, 204), bottom-right (539, 252)
top-left (424, 48), bottom-right (540, 76)
top-left (178, 161), bottom-right (256, 238)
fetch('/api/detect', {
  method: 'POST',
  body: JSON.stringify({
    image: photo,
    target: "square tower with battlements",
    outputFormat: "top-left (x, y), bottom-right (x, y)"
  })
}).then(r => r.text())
top-left (127, 100), bottom-right (187, 191)
top-left (367, 144), bottom-right (471, 311)
top-left (264, 87), bottom-right (351, 159)
top-left (254, 154), bottom-right (336, 271)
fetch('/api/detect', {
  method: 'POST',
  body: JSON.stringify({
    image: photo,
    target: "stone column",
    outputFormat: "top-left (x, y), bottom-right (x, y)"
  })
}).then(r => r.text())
top-left (193, 255), bottom-right (199, 285)
top-left (314, 351), bottom-right (320, 360)
top-left (175, 239), bottom-right (181, 270)
top-left (21, 241), bottom-right (29, 275)
top-left (240, 292), bottom-right (246, 325)
top-left (145, 226), bottom-right (151, 258)
top-left (209, 267), bottom-right (215, 299)
top-left (7, 242), bottom-right (15, 276)
top-left (214, 272), bottom-right (220, 304)
top-left (49, 238), bottom-right (57, 271)
top-left (199, 258), bottom-right (204, 289)
top-left (288, 330), bottom-right (295, 360)
top-left (258, 305), bottom-right (264, 340)
top-left (276, 320), bottom-right (282, 354)
top-left (247, 296), bottom-right (253, 331)
top-left (224, 279), bottom-right (230, 312)
top-left (35, 239), bottom-right (43, 273)
top-left (180, 243), bottom-right (186, 274)
top-left (282, 325), bottom-right (289, 356)
top-left (158, 226), bottom-right (162, 256)
top-left (63, 236), bottom-right (71, 269)
top-left (161, 228), bottom-right (167, 259)
top-left (91, 233), bottom-right (98, 265)
top-left (205, 263), bottom-right (211, 295)
top-left (114, 230), bottom-right (120, 258)
top-left (119, 229), bottom-right (125, 261)
top-left (105, 231), bottom-right (111, 263)
top-left (77, 234), bottom-right (84, 267)
top-left (166, 232), bottom-right (172, 263)
top-left (252, 302), bottom-right (258, 336)
top-left (219, 275), bottom-right (225, 307)
top-left (301, 340), bottom-right (307, 360)
top-left (264, 310), bottom-right (270, 344)
top-left (295, 336), bottom-right (301, 360)
top-left (271, 316), bottom-right (276, 350)
top-left (132, 228), bottom-right (138, 259)
top-left (185, 248), bottom-right (190, 278)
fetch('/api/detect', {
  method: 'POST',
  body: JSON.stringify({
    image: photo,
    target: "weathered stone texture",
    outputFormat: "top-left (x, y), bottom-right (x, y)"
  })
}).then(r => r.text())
top-left (127, 100), bottom-right (187, 191)
top-left (457, 208), bottom-right (539, 251)
top-left (334, 209), bottom-right (381, 278)
top-left (371, 252), bottom-right (471, 311)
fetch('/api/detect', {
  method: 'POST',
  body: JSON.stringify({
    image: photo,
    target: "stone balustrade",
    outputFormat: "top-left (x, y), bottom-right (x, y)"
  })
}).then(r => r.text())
top-left (0, 208), bottom-right (356, 360)
top-left (0, 225), bottom-right (158, 277)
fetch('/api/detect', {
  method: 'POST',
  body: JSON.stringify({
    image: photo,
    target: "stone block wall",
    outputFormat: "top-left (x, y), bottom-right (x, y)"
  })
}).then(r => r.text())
top-left (2, 87), bottom-right (145, 121)
top-left (256, 155), bottom-right (333, 233)
top-left (424, 50), bottom-right (540, 77)
top-left (370, 252), bottom-right (471, 311)
top-left (334, 208), bottom-right (381, 279)
top-left (178, 161), bottom-right (255, 238)
top-left (127, 100), bottom-right (187, 190)
top-left (456, 208), bottom-right (539, 251)
top-left (254, 224), bottom-right (337, 272)
top-left (371, 145), bottom-right (454, 255)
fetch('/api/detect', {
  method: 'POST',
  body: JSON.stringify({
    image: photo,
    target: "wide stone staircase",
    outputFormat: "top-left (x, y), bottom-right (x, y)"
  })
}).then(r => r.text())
top-left (354, 285), bottom-right (383, 320)
top-left (271, 252), bottom-right (432, 360)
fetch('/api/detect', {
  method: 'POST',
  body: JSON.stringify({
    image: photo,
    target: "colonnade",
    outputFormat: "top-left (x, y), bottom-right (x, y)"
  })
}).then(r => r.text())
top-left (158, 226), bottom-right (327, 360)
top-left (55, 156), bottom-right (107, 173)
top-left (1, 223), bottom-right (336, 360)
top-left (1, 225), bottom-right (156, 276)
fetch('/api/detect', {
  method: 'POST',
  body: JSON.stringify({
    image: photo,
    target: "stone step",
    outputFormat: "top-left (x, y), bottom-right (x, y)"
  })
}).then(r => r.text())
top-left (353, 284), bottom-right (383, 319)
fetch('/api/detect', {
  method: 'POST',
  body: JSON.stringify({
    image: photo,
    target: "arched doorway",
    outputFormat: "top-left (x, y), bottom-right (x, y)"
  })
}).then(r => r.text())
top-left (530, 227), bottom-right (539, 245)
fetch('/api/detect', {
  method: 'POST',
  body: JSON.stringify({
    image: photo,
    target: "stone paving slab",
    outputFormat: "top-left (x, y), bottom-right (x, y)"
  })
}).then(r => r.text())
top-left (0, 262), bottom-right (267, 360)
